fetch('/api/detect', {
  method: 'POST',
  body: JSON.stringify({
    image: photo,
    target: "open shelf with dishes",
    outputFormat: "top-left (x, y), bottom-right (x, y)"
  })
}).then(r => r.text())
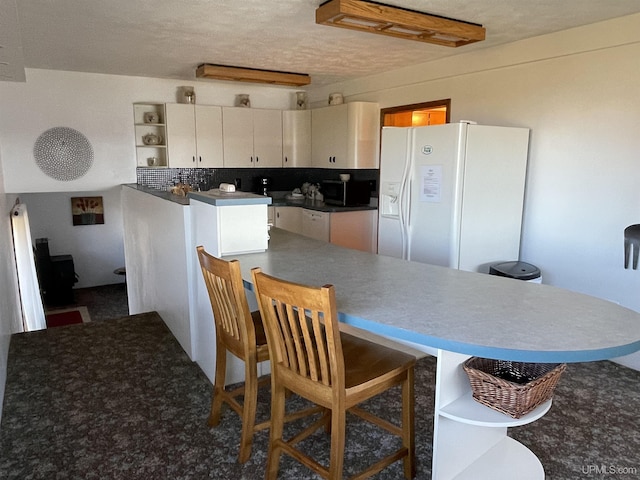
top-left (134, 103), bottom-right (167, 167)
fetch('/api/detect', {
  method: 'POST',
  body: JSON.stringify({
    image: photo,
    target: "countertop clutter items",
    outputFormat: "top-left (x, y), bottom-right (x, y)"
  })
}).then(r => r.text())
top-left (170, 182), bottom-right (192, 196)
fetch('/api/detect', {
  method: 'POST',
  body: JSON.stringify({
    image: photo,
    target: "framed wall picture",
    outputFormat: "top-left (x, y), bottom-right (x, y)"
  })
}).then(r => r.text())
top-left (71, 196), bottom-right (104, 225)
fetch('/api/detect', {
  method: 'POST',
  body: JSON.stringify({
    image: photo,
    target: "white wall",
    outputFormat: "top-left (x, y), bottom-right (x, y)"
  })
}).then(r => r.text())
top-left (21, 188), bottom-right (125, 288)
top-left (0, 69), bottom-right (297, 287)
top-left (306, 14), bottom-right (640, 369)
top-left (0, 147), bottom-right (23, 418)
top-left (0, 69), bottom-right (298, 193)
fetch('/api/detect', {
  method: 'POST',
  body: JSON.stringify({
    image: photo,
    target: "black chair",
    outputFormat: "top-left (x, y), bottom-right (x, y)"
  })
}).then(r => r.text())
top-left (35, 238), bottom-right (78, 307)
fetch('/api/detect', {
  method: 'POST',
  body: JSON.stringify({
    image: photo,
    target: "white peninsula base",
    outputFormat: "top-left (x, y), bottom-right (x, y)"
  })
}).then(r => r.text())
top-left (432, 350), bottom-right (549, 479)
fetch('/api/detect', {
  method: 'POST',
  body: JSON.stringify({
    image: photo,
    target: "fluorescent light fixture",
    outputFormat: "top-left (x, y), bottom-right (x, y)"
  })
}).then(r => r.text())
top-left (316, 0), bottom-right (485, 47)
top-left (196, 64), bottom-right (311, 87)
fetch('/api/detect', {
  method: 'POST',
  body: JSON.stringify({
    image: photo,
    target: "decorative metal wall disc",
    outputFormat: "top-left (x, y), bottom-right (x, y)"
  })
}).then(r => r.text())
top-left (33, 127), bottom-right (94, 181)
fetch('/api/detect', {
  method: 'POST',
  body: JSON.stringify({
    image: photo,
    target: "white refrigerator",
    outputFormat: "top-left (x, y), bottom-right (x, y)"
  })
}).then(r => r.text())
top-left (377, 122), bottom-right (530, 272)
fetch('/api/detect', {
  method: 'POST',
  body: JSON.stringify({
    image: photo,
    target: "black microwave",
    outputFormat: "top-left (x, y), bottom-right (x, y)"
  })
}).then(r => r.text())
top-left (322, 180), bottom-right (371, 206)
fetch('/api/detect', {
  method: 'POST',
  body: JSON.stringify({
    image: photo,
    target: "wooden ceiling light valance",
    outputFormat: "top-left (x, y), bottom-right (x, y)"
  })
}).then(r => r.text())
top-left (196, 64), bottom-right (311, 87)
top-left (316, 0), bottom-right (485, 47)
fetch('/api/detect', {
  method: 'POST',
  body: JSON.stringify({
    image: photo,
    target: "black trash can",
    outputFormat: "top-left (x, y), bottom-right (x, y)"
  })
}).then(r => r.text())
top-left (489, 261), bottom-right (541, 283)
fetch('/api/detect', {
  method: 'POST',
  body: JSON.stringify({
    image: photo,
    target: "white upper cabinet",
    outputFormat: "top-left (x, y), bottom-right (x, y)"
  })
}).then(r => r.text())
top-left (282, 110), bottom-right (312, 168)
top-left (223, 107), bottom-right (283, 168)
top-left (311, 102), bottom-right (380, 169)
top-left (165, 104), bottom-right (223, 168)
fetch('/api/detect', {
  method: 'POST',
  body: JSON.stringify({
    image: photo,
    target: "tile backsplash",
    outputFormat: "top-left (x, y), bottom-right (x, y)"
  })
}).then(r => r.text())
top-left (137, 167), bottom-right (379, 195)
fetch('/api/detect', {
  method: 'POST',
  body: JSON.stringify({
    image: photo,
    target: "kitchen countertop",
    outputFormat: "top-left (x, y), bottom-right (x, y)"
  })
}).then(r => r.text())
top-left (269, 196), bottom-right (376, 212)
top-left (226, 228), bottom-right (640, 363)
top-left (268, 191), bottom-right (377, 212)
top-left (124, 184), bottom-right (191, 205)
top-left (125, 184), bottom-right (376, 212)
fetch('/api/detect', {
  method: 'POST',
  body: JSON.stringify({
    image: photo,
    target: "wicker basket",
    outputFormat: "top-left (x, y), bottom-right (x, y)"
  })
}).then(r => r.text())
top-left (463, 357), bottom-right (567, 418)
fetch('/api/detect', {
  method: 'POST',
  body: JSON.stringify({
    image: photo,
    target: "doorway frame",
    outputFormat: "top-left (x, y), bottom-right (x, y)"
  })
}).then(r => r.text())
top-left (380, 98), bottom-right (451, 127)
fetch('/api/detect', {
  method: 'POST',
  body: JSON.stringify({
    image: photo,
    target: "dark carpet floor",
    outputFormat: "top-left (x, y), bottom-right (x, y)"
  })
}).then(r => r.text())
top-left (1, 312), bottom-right (639, 479)
top-left (70, 283), bottom-right (130, 322)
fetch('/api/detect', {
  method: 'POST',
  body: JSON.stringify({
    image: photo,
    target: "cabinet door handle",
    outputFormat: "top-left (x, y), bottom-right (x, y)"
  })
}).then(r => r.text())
top-left (256, 156), bottom-right (259, 163)
top-left (285, 156), bottom-right (288, 163)
top-left (199, 156), bottom-right (202, 163)
top-left (192, 156), bottom-right (196, 163)
top-left (251, 156), bottom-right (254, 163)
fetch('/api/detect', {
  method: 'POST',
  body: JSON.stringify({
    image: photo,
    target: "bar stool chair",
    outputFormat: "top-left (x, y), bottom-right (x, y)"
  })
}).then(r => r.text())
top-left (197, 247), bottom-right (321, 463)
top-left (196, 246), bottom-right (269, 463)
top-left (251, 267), bottom-right (416, 479)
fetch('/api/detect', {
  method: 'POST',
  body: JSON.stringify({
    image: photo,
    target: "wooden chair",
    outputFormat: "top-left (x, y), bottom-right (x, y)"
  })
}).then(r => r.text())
top-left (196, 246), bottom-right (271, 463)
top-left (251, 267), bottom-right (416, 479)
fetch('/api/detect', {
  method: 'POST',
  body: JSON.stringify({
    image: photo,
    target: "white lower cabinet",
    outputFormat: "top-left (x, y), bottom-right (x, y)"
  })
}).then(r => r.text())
top-left (274, 206), bottom-right (303, 234)
top-left (432, 350), bottom-right (548, 480)
top-left (302, 209), bottom-right (330, 242)
top-left (275, 207), bottom-right (377, 252)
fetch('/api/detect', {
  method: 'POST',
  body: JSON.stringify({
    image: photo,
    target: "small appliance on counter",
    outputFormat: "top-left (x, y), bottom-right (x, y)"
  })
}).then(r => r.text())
top-left (258, 176), bottom-right (271, 196)
top-left (322, 180), bottom-right (371, 206)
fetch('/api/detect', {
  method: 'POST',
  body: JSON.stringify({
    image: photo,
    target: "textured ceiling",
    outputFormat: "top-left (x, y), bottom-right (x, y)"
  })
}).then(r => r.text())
top-left (3, 0), bottom-right (640, 86)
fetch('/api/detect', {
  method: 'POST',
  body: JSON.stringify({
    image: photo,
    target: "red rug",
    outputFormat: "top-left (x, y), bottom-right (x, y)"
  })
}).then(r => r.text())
top-left (46, 310), bottom-right (84, 328)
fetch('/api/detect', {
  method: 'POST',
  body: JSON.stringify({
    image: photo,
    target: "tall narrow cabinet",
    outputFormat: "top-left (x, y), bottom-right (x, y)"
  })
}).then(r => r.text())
top-left (282, 110), bottom-right (311, 168)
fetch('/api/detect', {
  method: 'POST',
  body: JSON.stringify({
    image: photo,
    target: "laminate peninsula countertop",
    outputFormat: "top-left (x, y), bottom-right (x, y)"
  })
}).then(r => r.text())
top-left (226, 228), bottom-right (640, 363)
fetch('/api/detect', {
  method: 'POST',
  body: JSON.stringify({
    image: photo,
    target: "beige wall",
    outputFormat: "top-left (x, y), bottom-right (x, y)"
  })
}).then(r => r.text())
top-left (307, 14), bottom-right (640, 369)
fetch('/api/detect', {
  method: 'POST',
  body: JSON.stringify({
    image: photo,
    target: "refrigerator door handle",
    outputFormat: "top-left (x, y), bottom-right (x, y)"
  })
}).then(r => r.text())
top-left (399, 132), bottom-right (413, 260)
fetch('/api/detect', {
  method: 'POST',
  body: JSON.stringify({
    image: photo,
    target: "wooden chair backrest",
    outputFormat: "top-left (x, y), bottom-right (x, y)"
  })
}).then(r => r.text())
top-left (197, 246), bottom-right (255, 357)
top-left (251, 268), bottom-right (345, 394)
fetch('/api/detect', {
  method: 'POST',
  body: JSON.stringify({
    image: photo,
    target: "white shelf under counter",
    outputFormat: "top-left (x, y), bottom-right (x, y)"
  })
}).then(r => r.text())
top-left (439, 394), bottom-right (552, 427)
top-left (452, 436), bottom-right (544, 480)
top-left (433, 349), bottom-right (548, 479)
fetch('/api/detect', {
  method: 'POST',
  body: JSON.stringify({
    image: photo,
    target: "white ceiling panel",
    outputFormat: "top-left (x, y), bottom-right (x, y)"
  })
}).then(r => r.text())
top-left (5, 0), bottom-right (640, 86)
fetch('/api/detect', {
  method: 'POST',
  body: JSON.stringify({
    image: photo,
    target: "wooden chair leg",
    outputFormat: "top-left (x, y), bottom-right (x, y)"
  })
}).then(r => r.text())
top-left (266, 382), bottom-right (286, 480)
top-left (329, 407), bottom-right (346, 479)
top-left (403, 368), bottom-right (416, 479)
top-left (238, 357), bottom-right (259, 463)
top-left (208, 343), bottom-right (227, 427)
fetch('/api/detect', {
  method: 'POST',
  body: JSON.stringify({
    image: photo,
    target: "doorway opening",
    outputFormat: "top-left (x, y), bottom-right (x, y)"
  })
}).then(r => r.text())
top-left (381, 99), bottom-right (450, 127)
